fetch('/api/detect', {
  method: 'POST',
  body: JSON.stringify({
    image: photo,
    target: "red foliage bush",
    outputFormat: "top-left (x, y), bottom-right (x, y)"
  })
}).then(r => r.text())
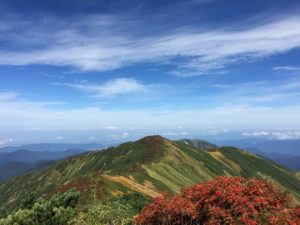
top-left (134, 176), bottom-right (300, 225)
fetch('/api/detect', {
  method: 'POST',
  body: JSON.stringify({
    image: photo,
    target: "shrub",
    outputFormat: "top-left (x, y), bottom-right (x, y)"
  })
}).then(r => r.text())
top-left (0, 188), bottom-right (80, 225)
top-left (135, 176), bottom-right (300, 225)
top-left (77, 193), bottom-right (151, 225)
top-left (0, 208), bottom-right (7, 219)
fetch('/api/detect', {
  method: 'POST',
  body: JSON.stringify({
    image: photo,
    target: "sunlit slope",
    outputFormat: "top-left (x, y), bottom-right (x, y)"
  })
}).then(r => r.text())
top-left (1, 135), bottom-right (300, 211)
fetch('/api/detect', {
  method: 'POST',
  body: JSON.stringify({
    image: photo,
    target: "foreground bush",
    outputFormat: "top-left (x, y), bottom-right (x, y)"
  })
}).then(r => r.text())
top-left (76, 193), bottom-right (151, 225)
top-left (0, 189), bottom-right (80, 225)
top-left (135, 176), bottom-right (300, 225)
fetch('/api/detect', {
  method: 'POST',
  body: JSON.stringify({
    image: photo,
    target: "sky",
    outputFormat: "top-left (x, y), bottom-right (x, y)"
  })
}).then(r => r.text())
top-left (0, 0), bottom-right (300, 145)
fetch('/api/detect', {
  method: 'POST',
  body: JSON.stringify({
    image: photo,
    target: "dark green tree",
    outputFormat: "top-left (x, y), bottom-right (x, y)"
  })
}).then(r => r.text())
top-left (20, 193), bottom-right (35, 210)
top-left (0, 189), bottom-right (80, 225)
top-left (0, 207), bottom-right (7, 219)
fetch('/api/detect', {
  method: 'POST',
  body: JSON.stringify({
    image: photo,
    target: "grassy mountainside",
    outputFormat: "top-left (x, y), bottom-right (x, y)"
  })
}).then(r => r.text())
top-left (1, 135), bottom-right (300, 212)
top-left (179, 139), bottom-right (217, 149)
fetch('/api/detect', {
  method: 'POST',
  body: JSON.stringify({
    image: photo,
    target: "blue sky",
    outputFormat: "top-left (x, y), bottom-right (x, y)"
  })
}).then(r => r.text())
top-left (0, 0), bottom-right (300, 145)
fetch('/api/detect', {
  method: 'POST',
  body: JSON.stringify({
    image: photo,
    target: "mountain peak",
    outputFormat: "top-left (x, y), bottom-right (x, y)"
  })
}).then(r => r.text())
top-left (138, 135), bottom-right (167, 143)
top-left (1, 135), bottom-right (300, 211)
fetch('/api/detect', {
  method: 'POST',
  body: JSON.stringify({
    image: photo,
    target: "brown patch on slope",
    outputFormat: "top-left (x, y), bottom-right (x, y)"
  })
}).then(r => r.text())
top-left (102, 174), bottom-right (160, 198)
top-left (209, 150), bottom-right (241, 173)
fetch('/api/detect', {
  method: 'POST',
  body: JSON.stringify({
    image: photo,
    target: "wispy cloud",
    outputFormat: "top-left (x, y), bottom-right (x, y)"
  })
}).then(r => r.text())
top-left (0, 92), bottom-right (18, 100)
top-left (207, 79), bottom-right (300, 104)
top-left (210, 84), bottom-right (232, 88)
top-left (243, 130), bottom-right (300, 140)
top-left (161, 132), bottom-right (189, 136)
top-left (1, 92), bottom-right (300, 131)
top-left (52, 78), bottom-right (148, 97)
top-left (0, 138), bottom-right (13, 146)
top-left (243, 131), bottom-right (270, 137)
top-left (102, 125), bottom-right (120, 130)
top-left (272, 66), bottom-right (300, 71)
top-left (0, 14), bottom-right (300, 75)
top-left (111, 132), bottom-right (129, 140)
top-left (210, 81), bottom-right (268, 89)
top-left (0, 92), bottom-right (64, 105)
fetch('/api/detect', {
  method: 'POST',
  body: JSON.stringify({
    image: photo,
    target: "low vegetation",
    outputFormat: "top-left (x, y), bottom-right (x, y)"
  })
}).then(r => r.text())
top-left (0, 189), bottom-right (80, 225)
top-left (75, 193), bottom-right (151, 225)
top-left (0, 190), bottom-right (151, 225)
top-left (1, 177), bottom-right (299, 225)
top-left (135, 176), bottom-right (300, 225)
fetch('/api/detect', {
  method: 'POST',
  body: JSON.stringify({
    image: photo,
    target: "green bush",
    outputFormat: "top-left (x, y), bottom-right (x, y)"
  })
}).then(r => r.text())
top-left (77, 193), bottom-right (151, 225)
top-left (0, 207), bottom-right (7, 219)
top-left (0, 189), bottom-right (80, 225)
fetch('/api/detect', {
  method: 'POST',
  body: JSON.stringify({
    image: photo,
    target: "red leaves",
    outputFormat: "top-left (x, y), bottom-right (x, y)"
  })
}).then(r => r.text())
top-left (134, 176), bottom-right (300, 225)
top-left (215, 189), bottom-right (223, 197)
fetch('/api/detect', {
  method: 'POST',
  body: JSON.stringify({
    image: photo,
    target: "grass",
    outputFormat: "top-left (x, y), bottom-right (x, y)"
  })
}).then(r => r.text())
top-left (1, 135), bottom-right (300, 211)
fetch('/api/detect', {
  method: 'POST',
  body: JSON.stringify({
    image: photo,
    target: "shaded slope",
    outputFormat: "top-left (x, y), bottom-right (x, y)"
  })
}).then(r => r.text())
top-left (0, 148), bottom-right (86, 166)
top-left (0, 135), bottom-right (300, 211)
top-left (0, 160), bottom-right (54, 181)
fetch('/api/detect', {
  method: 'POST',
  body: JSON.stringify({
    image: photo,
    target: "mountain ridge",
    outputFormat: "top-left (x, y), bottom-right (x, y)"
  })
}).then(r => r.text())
top-left (0, 135), bottom-right (299, 212)
top-left (0, 142), bottom-right (104, 153)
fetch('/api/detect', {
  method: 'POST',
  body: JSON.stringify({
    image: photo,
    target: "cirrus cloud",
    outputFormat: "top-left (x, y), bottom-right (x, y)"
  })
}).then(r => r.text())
top-left (0, 15), bottom-right (300, 75)
top-left (51, 78), bottom-right (148, 97)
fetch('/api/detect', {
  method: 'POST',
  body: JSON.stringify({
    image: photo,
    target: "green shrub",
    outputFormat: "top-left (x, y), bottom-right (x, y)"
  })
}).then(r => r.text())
top-left (78, 193), bottom-right (151, 225)
top-left (0, 189), bottom-right (80, 225)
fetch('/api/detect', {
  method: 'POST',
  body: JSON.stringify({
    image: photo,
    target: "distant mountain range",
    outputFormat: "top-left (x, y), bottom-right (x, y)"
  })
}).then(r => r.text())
top-left (0, 142), bottom-right (104, 153)
top-left (0, 135), bottom-right (299, 212)
top-left (243, 147), bottom-right (300, 171)
top-left (0, 160), bottom-right (55, 181)
top-left (0, 148), bottom-right (86, 166)
top-left (213, 139), bottom-right (300, 171)
top-left (214, 139), bottom-right (300, 155)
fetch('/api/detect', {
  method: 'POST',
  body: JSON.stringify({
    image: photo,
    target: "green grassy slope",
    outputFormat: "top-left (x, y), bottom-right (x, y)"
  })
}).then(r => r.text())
top-left (1, 135), bottom-right (300, 211)
top-left (179, 139), bottom-right (217, 149)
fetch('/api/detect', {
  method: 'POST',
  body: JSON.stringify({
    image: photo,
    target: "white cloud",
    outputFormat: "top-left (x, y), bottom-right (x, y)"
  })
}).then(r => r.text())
top-left (52, 78), bottom-right (147, 97)
top-left (111, 132), bottom-right (129, 140)
top-left (0, 93), bottom-right (300, 131)
top-left (161, 132), bottom-right (189, 136)
top-left (206, 79), bottom-right (300, 104)
top-left (0, 15), bottom-right (300, 75)
top-left (0, 138), bottom-right (13, 146)
top-left (55, 136), bottom-right (63, 140)
top-left (0, 92), bottom-right (18, 100)
top-left (102, 125), bottom-right (120, 130)
top-left (210, 84), bottom-right (232, 88)
top-left (242, 131), bottom-right (300, 140)
top-left (271, 131), bottom-right (300, 140)
top-left (272, 66), bottom-right (300, 71)
top-left (243, 131), bottom-right (270, 137)
top-left (0, 90), bottom-right (300, 132)
top-left (206, 129), bottom-right (228, 135)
